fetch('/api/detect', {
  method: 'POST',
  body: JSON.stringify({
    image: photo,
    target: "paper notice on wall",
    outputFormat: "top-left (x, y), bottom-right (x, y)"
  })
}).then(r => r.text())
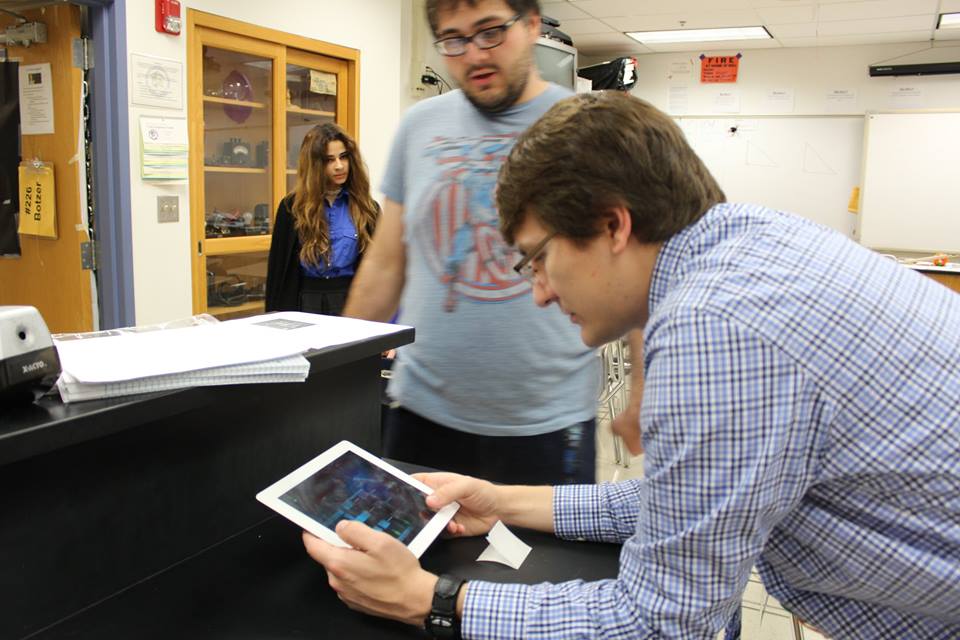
top-left (668, 86), bottom-right (689, 115)
top-left (130, 53), bottom-right (184, 110)
top-left (825, 88), bottom-right (857, 113)
top-left (18, 63), bottom-right (54, 135)
top-left (668, 61), bottom-right (693, 80)
top-left (714, 89), bottom-right (741, 114)
top-left (763, 88), bottom-right (794, 114)
top-left (889, 86), bottom-right (923, 109)
top-left (140, 116), bottom-right (188, 181)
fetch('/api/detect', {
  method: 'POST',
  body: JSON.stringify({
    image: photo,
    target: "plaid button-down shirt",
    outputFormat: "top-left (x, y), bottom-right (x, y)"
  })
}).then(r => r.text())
top-left (462, 203), bottom-right (960, 639)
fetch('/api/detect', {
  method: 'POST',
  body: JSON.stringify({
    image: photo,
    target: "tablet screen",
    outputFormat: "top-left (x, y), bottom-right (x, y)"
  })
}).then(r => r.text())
top-left (278, 450), bottom-right (433, 543)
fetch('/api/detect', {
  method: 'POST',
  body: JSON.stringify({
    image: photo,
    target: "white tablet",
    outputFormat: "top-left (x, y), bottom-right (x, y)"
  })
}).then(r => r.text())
top-left (256, 440), bottom-right (459, 558)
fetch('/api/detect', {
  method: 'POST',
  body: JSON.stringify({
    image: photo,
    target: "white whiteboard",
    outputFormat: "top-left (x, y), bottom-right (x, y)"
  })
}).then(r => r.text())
top-left (859, 112), bottom-right (960, 254)
top-left (677, 116), bottom-right (863, 237)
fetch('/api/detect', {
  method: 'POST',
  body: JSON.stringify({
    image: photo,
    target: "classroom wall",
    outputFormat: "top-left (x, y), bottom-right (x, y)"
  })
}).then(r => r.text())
top-left (128, 7), bottom-right (960, 325)
top-left (592, 43), bottom-right (960, 116)
top-left (402, 0), bottom-right (452, 112)
top-left (581, 43), bottom-right (960, 236)
top-left (125, 0), bottom-right (405, 324)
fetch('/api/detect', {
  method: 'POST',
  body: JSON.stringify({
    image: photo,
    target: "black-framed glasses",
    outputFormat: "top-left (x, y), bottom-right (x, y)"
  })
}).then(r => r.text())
top-left (513, 232), bottom-right (556, 283)
top-left (434, 14), bottom-right (523, 56)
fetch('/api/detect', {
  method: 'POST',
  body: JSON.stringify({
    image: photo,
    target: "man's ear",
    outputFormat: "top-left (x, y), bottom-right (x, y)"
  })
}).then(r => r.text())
top-left (525, 11), bottom-right (541, 43)
top-left (603, 205), bottom-right (633, 254)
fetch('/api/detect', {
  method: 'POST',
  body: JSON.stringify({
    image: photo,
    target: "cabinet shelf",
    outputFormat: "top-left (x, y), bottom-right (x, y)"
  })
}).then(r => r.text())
top-left (205, 235), bottom-right (272, 255)
top-left (204, 166), bottom-right (267, 174)
top-left (203, 95), bottom-right (267, 109)
top-left (287, 104), bottom-right (335, 117)
top-left (207, 300), bottom-right (265, 319)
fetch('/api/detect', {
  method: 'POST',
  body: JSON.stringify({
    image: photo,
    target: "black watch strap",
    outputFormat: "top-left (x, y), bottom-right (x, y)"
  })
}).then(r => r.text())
top-left (424, 574), bottom-right (466, 639)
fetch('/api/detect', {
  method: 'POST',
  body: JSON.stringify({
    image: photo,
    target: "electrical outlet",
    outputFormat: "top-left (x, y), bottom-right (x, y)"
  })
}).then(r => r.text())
top-left (157, 195), bottom-right (179, 223)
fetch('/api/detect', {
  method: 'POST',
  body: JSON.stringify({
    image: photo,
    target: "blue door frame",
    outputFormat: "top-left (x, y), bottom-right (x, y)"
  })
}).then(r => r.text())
top-left (82, 0), bottom-right (135, 329)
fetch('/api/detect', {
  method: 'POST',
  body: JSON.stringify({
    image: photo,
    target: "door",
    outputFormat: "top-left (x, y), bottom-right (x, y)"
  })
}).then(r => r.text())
top-left (0, 4), bottom-right (94, 333)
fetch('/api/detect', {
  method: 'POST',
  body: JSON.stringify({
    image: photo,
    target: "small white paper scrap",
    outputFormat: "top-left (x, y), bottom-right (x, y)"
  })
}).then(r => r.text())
top-left (476, 521), bottom-right (531, 570)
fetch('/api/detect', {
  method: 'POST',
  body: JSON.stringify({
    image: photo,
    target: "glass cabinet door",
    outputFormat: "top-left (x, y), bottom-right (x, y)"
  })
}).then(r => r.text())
top-left (202, 45), bottom-right (273, 240)
top-left (284, 50), bottom-right (348, 193)
top-left (193, 32), bottom-right (282, 318)
top-left (205, 252), bottom-right (269, 319)
top-left (188, 14), bottom-right (358, 319)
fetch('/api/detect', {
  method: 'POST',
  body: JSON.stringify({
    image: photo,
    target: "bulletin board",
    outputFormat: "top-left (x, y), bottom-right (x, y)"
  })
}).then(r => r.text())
top-left (858, 112), bottom-right (960, 254)
top-left (676, 115), bottom-right (864, 236)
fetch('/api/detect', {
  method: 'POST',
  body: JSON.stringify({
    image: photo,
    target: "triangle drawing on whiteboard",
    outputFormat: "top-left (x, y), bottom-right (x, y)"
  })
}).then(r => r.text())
top-left (803, 143), bottom-right (836, 175)
top-left (746, 141), bottom-right (777, 168)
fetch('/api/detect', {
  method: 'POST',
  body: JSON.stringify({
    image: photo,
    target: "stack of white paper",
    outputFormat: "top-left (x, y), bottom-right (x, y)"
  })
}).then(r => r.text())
top-left (56, 354), bottom-right (310, 403)
top-left (52, 312), bottom-right (409, 403)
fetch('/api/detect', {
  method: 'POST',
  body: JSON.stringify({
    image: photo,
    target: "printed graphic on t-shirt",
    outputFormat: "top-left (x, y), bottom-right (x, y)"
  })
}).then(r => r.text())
top-left (419, 134), bottom-right (530, 312)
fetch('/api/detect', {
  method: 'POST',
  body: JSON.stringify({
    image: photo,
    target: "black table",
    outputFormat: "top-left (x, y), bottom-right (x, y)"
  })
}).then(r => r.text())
top-left (0, 331), bottom-right (412, 640)
top-left (1, 327), bottom-right (622, 639)
top-left (27, 514), bottom-right (622, 639)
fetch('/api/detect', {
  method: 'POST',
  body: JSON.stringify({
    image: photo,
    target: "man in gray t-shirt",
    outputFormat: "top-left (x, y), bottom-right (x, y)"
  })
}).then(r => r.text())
top-left (344, 0), bottom-right (641, 485)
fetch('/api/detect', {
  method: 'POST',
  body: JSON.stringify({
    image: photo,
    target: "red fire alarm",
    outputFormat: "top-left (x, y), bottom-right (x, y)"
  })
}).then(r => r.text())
top-left (155, 0), bottom-right (182, 35)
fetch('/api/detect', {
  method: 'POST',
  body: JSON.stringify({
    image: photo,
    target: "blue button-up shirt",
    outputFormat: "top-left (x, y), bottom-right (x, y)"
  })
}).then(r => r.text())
top-left (462, 203), bottom-right (960, 639)
top-left (300, 190), bottom-right (359, 278)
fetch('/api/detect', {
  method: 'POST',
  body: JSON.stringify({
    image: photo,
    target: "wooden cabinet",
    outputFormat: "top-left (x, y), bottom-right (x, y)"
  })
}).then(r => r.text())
top-left (187, 12), bottom-right (358, 319)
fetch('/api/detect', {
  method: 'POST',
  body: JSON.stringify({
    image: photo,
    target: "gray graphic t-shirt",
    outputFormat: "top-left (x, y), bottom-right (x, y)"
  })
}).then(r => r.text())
top-left (382, 85), bottom-right (600, 435)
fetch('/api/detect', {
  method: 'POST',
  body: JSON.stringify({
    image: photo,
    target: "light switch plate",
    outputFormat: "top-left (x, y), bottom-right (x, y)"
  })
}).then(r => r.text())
top-left (157, 195), bottom-right (179, 223)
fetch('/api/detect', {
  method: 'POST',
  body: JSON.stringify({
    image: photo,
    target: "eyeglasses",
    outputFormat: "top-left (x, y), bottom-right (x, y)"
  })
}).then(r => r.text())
top-left (434, 14), bottom-right (523, 56)
top-left (513, 232), bottom-right (556, 283)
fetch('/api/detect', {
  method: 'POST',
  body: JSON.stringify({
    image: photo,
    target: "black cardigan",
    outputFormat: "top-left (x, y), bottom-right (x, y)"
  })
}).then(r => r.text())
top-left (264, 194), bottom-right (376, 312)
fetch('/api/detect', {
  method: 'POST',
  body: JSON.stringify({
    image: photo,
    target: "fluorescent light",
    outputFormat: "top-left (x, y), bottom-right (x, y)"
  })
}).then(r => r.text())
top-left (938, 13), bottom-right (960, 29)
top-left (627, 26), bottom-right (772, 44)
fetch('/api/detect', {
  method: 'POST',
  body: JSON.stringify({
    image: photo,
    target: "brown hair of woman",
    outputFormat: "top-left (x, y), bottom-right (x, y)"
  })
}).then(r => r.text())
top-left (291, 123), bottom-right (379, 267)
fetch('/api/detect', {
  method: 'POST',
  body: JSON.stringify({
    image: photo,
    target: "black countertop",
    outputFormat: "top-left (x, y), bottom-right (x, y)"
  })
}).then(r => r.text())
top-left (0, 329), bottom-right (413, 468)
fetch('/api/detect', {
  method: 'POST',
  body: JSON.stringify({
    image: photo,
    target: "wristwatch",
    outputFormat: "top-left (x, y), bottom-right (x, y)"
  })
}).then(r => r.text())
top-left (424, 574), bottom-right (466, 639)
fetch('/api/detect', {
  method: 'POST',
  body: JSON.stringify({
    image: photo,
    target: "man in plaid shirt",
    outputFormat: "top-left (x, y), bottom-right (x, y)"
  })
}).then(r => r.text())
top-left (304, 92), bottom-right (959, 639)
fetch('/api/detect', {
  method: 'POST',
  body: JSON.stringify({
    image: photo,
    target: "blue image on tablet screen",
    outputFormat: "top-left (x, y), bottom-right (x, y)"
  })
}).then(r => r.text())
top-left (279, 451), bottom-right (432, 543)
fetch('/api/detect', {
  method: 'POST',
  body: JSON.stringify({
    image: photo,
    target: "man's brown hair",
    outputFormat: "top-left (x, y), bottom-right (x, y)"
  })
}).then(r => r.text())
top-left (426, 0), bottom-right (540, 36)
top-left (497, 91), bottom-right (725, 245)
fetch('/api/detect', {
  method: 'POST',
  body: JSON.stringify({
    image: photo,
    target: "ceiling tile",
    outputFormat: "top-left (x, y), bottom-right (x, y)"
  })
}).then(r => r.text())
top-left (572, 31), bottom-right (645, 50)
top-left (541, 2), bottom-right (592, 21)
top-left (817, 15), bottom-right (935, 35)
top-left (755, 6), bottom-right (816, 24)
top-left (643, 38), bottom-right (782, 53)
top-left (570, 0), bottom-right (663, 17)
top-left (608, 10), bottom-right (765, 32)
top-left (570, 0), bottom-right (758, 17)
top-left (775, 36), bottom-right (820, 47)
top-left (767, 22), bottom-right (819, 38)
top-left (814, 30), bottom-right (932, 46)
top-left (559, 18), bottom-right (618, 35)
top-left (567, 0), bottom-right (957, 56)
top-left (818, 0), bottom-right (938, 23)
top-left (747, 0), bottom-right (816, 6)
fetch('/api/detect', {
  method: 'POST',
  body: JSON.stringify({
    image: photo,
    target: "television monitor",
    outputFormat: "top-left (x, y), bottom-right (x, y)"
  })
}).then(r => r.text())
top-left (534, 37), bottom-right (577, 91)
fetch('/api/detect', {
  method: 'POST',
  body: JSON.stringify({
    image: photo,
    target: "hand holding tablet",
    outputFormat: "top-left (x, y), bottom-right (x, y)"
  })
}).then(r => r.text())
top-left (257, 441), bottom-right (460, 558)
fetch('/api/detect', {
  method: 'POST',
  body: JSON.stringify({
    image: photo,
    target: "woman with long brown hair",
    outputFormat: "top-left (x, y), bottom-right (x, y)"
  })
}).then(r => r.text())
top-left (265, 123), bottom-right (379, 315)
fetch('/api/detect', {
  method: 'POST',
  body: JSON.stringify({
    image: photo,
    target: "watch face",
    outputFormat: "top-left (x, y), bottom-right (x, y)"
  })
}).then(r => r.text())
top-left (426, 614), bottom-right (457, 639)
